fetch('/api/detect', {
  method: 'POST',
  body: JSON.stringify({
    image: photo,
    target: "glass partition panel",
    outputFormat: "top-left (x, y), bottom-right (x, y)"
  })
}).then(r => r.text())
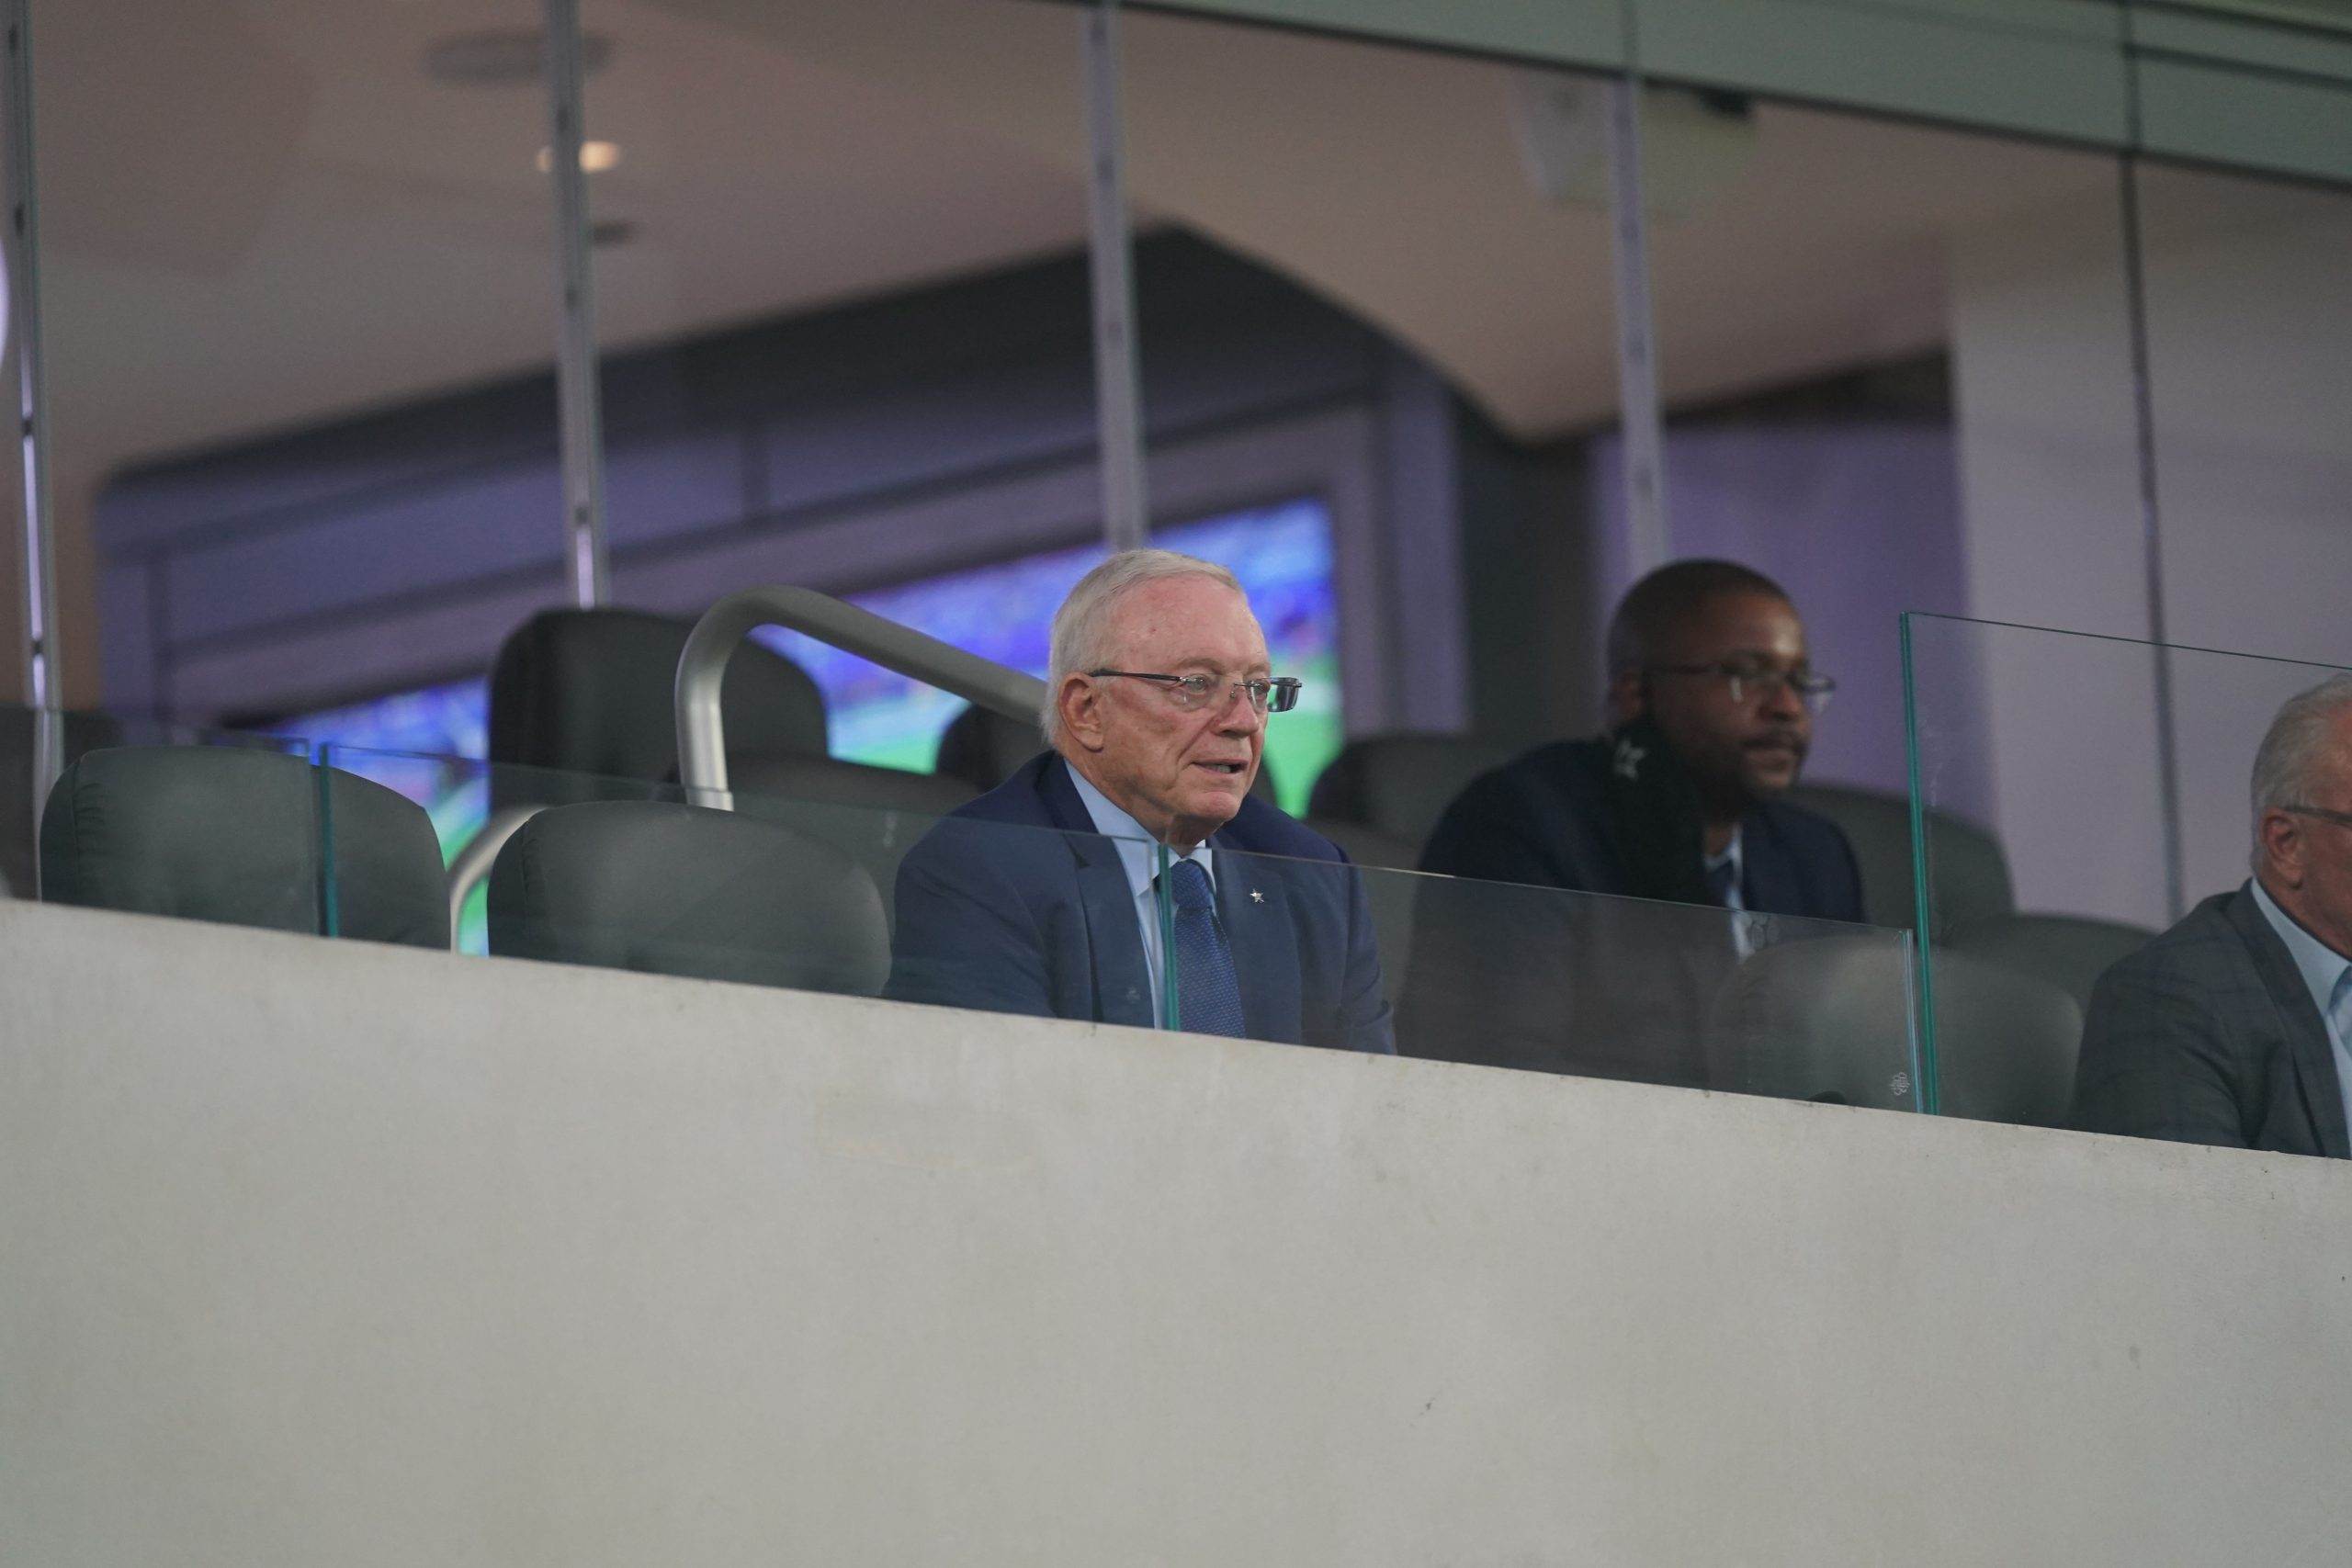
top-left (2, 701), bottom-right (321, 932)
top-left (317, 743), bottom-right (1184, 1028)
top-left (1216, 844), bottom-right (1920, 1111)
top-left (1634, 94), bottom-right (2137, 867)
top-left (1120, 9), bottom-right (1621, 755)
top-left (1904, 612), bottom-right (2351, 1123)
top-left (41, 0), bottom-right (567, 731)
top-left (2132, 157), bottom-right (2352, 769)
top-left (574, 0), bottom-right (1104, 784)
top-left (315, 738), bottom-right (1914, 1107)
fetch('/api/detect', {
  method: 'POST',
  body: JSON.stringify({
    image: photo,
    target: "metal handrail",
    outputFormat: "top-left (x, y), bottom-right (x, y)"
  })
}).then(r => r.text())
top-left (443, 803), bottom-right (545, 949)
top-left (676, 585), bottom-right (1046, 809)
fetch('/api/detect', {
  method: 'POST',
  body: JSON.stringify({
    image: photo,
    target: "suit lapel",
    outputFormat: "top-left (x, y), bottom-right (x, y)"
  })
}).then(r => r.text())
top-left (1038, 756), bottom-right (1155, 1030)
top-left (2226, 887), bottom-right (2352, 1158)
top-left (1214, 841), bottom-right (1300, 1043)
top-left (1737, 810), bottom-right (1797, 915)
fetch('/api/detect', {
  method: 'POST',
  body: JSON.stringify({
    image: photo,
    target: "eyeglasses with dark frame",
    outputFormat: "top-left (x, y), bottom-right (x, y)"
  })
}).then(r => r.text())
top-left (1645, 660), bottom-right (1837, 713)
top-left (2282, 804), bottom-right (2352, 831)
top-left (1088, 669), bottom-right (1304, 715)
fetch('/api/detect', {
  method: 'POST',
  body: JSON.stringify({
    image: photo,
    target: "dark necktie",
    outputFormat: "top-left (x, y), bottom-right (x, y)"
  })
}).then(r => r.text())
top-left (1704, 856), bottom-right (1740, 909)
top-left (1163, 858), bottom-right (1248, 1038)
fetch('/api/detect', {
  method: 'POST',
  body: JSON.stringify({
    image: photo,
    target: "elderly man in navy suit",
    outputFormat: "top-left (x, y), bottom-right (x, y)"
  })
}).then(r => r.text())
top-left (887, 549), bottom-right (1394, 1054)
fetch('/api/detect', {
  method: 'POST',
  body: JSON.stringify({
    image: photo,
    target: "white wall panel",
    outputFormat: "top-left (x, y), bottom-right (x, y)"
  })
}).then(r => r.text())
top-left (6, 899), bottom-right (2352, 1564)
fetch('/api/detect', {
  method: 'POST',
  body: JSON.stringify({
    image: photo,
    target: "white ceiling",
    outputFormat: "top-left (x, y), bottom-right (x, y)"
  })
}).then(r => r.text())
top-left (36, 0), bottom-right (2126, 493)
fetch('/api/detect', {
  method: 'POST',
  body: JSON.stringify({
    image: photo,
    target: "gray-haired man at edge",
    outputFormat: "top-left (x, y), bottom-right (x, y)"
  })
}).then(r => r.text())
top-left (2072, 675), bottom-right (2352, 1157)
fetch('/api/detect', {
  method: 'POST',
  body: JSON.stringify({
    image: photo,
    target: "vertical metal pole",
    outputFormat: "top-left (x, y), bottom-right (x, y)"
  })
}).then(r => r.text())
top-left (544, 0), bottom-right (608, 607)
top-left (1603, 8), bottom-right (1669, 577)
top-left (1081, 0), bottom-right (1148, 552)
top-left (2118, 2), bottom-right (2186, 921)
top-left (5, 0), bottom-right (63, 876)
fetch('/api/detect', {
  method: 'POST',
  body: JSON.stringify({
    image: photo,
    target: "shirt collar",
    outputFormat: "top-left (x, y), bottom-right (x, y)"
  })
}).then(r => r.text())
top-left (1703, 826), bottom-right (1745, 877)
top-left (1066, 761), bottom-right (1215, 904)
top-left (2249, 876), bottom-right (2351, 1022)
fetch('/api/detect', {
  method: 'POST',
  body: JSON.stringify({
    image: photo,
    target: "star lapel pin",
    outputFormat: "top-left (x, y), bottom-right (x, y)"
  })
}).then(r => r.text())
top-left (1249, 888), bottom-right (1266, 904)
top-left (1612, 736), bottom-right (1646, 781)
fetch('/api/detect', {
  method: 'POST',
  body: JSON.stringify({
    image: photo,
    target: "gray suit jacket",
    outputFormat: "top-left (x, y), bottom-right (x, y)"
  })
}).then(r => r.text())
top-left (2070, 885), bottom-right (2350, 1158)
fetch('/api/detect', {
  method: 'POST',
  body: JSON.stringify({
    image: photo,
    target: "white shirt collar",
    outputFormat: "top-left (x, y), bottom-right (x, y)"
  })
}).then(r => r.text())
top-left (1066, 761), bottom-right (1215, 903)
top-left (2249, 875), bottom-right (2352, 1022)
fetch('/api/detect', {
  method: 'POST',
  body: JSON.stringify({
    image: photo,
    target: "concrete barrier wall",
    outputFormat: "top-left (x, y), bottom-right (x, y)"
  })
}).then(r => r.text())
top-left (4, 899), bottom-right (2348, 1565)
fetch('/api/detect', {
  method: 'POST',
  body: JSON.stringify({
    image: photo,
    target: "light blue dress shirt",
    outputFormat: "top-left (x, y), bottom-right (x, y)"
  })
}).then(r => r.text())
top-left (1703, 828), bottom-right (1746, 913)
top-left (1068, 766), bottom-right (1215, 1029)
top-left (2247, 876), bottom-right (2352, 1143)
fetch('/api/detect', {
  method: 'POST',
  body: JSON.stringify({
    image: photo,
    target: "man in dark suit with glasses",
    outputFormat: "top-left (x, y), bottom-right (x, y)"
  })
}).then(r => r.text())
top-left (2072, 676), bottom-right (2352, 1157)
top-left (1401, 559), bottom-right (1861, 1084)
top-left (887, 548), bottom-right (1393, 1055)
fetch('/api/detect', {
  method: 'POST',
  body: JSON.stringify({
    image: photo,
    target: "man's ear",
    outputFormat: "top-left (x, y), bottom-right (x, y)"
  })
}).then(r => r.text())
top-left (1059, 673), bottom-right (1108, 754)
top-left (1605, 668), bottom-right (1646, 728)
top-left (2260, 808), bottom-right (2306, 889)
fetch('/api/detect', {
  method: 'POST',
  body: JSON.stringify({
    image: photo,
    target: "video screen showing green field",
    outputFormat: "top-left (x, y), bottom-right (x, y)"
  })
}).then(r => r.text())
top-left (758, 497), bottom-right (1341, 813)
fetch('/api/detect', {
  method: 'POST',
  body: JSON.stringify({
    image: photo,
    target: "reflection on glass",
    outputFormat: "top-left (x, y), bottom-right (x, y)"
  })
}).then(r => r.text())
top-left (1223, 844), bottom-right (1919, 1107)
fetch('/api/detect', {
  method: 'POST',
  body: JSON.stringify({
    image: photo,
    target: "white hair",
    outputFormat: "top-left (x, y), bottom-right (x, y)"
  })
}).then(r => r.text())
top-left (2250, 673), bottom-right (2352, 870)
top-left (1043, 548), bottom-right (1242, 744)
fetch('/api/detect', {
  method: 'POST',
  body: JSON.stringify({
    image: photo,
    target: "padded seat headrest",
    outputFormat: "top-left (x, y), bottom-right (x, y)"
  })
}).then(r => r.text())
top-left (489, 608), bottom-right (827, 802)
top-left (488, 799), bottom-right (889, 996)
top-left (1306, 733), bottom-right (1517, 848)
top-left (40, 745), bottom-right (449, 949)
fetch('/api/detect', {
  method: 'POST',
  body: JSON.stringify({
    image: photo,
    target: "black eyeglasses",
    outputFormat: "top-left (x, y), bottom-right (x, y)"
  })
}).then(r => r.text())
top-left (1089, 670), bottom-right (1303, 715)
top-left (2283, 805), bottom-right (2352, 831)
top-left (1646, 660), bottom-right (1836, 713)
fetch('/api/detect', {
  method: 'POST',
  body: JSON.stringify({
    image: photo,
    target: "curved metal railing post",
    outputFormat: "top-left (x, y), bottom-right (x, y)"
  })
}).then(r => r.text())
top-left (676, 585), bottom-right (1047, 810)
top-left (444, 803), bottom-right (546, 950)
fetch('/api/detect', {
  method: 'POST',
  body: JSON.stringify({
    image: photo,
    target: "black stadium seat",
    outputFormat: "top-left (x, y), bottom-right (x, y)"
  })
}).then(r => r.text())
top-left (488, 606), bottom-right (828, 806)
top-left (1306, 732), bottom-right (1516, 859)
top-left (40, 745), bottom-right (447, 948)
top-left (1784, 784), bottom-right (2014, 934)
top-left (488, 799), bottom-right (890, 995)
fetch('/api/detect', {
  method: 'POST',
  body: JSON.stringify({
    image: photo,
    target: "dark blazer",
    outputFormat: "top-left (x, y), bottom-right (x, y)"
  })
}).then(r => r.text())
top-left (1417, 737), bottom-right (1864, 920)
top-left (887, 752), bottom-right (1394, 1054)
top-left (1398, 736), bottom-right (1863, 1085)
top-left (2071, 885), bottom-right (2349, 1158)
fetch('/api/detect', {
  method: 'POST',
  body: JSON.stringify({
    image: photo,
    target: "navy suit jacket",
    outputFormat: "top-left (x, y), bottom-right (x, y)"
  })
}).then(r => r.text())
top-left (1418, 737), bottom-right (1864, 920)
top-left (1399, 736), bottom-right (1862, 1084)
top-left (887, 752), bottom-right (1395, 1054)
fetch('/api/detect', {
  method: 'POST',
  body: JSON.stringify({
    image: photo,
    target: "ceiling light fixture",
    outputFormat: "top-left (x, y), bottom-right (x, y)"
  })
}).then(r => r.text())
top-left (537, 141), bottom-right (622, 175)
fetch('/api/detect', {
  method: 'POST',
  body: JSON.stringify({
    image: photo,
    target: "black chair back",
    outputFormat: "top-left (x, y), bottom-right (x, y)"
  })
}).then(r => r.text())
top-left (41, 745), bottom-right (447, 948)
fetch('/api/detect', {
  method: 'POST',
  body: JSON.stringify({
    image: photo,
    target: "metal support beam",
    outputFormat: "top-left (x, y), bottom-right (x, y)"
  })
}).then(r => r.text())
top-left (1603, 69), bottom-right (1668, 579)
top-left (544, 0), bottom-right (609, 608)
top-left (5, 0), bottom-right (62, 874)
top-left (1081, 0), bottom-right (1149, 553)
top-left (2118, 4), bottom-right (2187, 923)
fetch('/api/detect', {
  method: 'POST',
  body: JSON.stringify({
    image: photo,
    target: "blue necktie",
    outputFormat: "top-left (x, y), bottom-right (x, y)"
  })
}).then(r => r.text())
top-left (1163, 858), bottom-right (1248, 1038)
top-left (1704, 856), bottom-right (1740, 908)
